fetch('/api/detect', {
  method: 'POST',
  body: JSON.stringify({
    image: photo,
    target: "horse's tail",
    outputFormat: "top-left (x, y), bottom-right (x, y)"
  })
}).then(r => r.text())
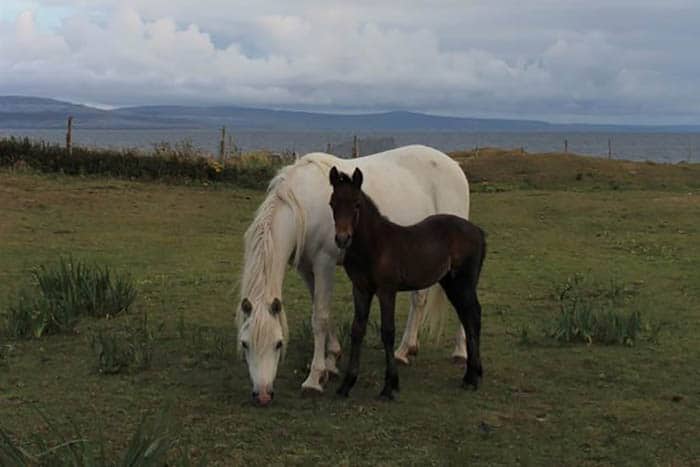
top-left (420, 151), bottom-right (471, 342)
top-left (421, 285), bottom-right (451, 342)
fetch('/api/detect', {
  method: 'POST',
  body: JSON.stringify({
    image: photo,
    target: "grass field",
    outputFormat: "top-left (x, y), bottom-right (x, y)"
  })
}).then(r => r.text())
top-left (1, 152), bottom-right (699, 465)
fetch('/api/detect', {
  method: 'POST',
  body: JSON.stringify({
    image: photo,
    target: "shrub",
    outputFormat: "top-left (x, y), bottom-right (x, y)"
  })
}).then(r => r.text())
top-left (547, 274), bottom-right (645, 346)
top-left (4, 257), bottom-right (137, 339)
top-left (0, 136), bottom-right (285, 189)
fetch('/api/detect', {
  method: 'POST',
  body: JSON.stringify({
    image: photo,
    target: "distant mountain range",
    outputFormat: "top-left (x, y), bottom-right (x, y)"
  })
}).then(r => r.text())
top-left (1, 96), bottom-right (698, 132)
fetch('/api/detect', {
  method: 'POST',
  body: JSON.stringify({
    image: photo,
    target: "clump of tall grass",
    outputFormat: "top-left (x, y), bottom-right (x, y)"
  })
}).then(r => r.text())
top-left (91, 312), bottom-right (162, 375)
top-left (4, 257), bottom-right (137, 339)
top-left (547, 274), bottom-right (645, 346)
top-left (0, 407), bottom-right (203, 466)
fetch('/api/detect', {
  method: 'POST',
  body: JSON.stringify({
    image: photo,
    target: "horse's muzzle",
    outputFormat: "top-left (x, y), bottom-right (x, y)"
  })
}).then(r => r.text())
top-left (252, 390), bottom-right (274, 407)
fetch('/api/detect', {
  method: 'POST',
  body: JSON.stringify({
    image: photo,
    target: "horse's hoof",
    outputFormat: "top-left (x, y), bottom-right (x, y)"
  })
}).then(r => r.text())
top-left (300, 381), bottom-right (324, 395)
top-left (336, 386), bottom-right (350, 398)
top-left (301, 385), bottom-right (324, 397)
top-left (452, 355), bottom-right (467, 367)
top-left (378, 390), bottom-right (395, 401)
top-left (394, 354), bottom-right (411, 366)
top-left (324, 358), bottom-right (340, 378)
top-left (407, 345), bottom-right (419, 356)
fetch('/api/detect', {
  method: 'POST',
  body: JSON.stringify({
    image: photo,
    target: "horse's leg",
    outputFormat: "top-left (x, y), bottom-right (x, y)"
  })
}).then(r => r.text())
top-left (337, 285), bottom-right (373, 398)
top-left (325, 326), bottom-right (342, 378)
top-left (378, 289), bottom-right (399, 400)
top-left (440, 276), bottom-right (483, 390)
top-left (394, 289), bottom-right (428, 365)
top-left (314, 257), bottom-right (341, 378)
top-left (451, 326), bottom-right (468, 366)
top-left (301, 258), bottom-right (335, 394)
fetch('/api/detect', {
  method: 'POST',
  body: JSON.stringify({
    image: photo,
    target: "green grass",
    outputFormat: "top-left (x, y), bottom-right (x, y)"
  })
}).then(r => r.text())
top-left (0, 157), bottom-right (699, 465)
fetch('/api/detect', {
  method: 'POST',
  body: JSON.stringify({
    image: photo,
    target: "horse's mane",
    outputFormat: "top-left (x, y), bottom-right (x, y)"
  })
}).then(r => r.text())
top-left (237, 154), bottom-right (342, 351)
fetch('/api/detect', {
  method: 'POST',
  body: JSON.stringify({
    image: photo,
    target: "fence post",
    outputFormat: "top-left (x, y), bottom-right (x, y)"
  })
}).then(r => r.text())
top-left (689, 137), bottom-right (693, 163)
top-left (326, 143), bottom-right (332, 154)
top-left (66, 116), bottom-right (73, 156)
top-left (564, 139), bottom-right (568, 153)
top-left (608, 138), bottom-right (612, 159)
top-left (352, 135), bottom-right (359, 158)
top-left (220, 126), bottom-right (226, 159)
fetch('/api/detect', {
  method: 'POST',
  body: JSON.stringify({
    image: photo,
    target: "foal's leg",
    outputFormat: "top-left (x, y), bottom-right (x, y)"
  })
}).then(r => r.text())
top-left (378, 290), bottom-right (400, 400)
top-left (459, 288), bottom-right (483, 389)
top-left (440, 277), bottom-right (483, 390)
top-left (301, 257), bottom-right (336, 393)
top-left (337, 285), bottom-right (373, 397)
top-left (395, 289), bottom-right (428, 365)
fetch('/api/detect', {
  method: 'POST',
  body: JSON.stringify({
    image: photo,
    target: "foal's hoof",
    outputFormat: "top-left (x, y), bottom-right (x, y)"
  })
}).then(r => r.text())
top-left (462, 379), bottom-right (480, 391)
top-left (463, 371), bottom-right (481, 391)
top-left (336, 386), bottom-right (351, 398)
top-left (407, 345), bottom-right (419, 356)
top-left (378, 390), bottom-right (395, 401)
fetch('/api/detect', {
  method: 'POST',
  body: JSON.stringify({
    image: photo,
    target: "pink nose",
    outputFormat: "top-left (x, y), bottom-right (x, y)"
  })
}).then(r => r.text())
top-left (253, 391), bottom-right (273, 407)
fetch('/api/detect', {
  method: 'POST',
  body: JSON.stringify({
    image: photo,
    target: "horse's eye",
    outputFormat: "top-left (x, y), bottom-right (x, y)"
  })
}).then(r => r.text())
top-left (275, 341), bottom-right (283, 350)
top-left (241, 341), bottom-right (249, 350)
top-left (354, 202), bottom-right (360, 209)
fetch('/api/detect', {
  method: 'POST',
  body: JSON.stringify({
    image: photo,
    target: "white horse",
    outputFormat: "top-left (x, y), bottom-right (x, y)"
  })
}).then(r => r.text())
top-left (237, 145), bottom-right (470, 406)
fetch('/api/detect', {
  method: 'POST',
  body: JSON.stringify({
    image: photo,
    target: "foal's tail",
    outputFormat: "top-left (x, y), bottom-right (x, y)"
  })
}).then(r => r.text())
top-left (475, 227), bottom-right (487, 285)
top-left (422, 226), bottom-right (487, 341)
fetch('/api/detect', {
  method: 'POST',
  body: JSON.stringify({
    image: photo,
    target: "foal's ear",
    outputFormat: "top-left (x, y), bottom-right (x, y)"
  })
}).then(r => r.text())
top-left (352, 167), bottom-right (363, 188)
top-left (329, 166), bottom-right (340, 187)
top-left (241, 298), bottom-right (252, 316)
top-left (270, 298), bottom-right (282, 315)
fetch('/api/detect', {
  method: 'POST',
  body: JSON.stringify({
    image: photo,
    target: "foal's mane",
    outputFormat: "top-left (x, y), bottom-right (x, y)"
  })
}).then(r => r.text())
top-left (336, 172), bottom-right (386, 224)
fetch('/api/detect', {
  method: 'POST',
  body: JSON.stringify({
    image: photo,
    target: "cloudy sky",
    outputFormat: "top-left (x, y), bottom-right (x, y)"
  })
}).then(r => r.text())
top-left (0, 0), bottom-right (698, 124)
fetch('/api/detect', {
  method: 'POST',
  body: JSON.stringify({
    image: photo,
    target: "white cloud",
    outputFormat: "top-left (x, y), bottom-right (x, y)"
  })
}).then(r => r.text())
top-left (0, 0), bottom-right (698, 123)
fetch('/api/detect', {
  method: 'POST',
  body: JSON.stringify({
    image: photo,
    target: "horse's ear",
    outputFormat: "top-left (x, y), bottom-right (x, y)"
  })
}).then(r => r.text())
top-left (352, 168), bottom-right (363, 188)
top-left (241, 298), bottom-right (252, 316)
top-left (329, 167), bottom-right (340, 187)
top-left (270, 298), bottom-right (282, 315)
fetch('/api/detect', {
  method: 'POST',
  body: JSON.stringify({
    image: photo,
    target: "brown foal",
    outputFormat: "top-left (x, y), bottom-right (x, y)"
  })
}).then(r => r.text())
top-left (329, 166), bottom-right (487, 400)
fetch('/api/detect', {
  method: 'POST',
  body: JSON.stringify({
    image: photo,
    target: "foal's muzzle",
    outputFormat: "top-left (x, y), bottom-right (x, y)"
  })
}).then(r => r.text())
top-left (335, 234), bottom-right (352, 249)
